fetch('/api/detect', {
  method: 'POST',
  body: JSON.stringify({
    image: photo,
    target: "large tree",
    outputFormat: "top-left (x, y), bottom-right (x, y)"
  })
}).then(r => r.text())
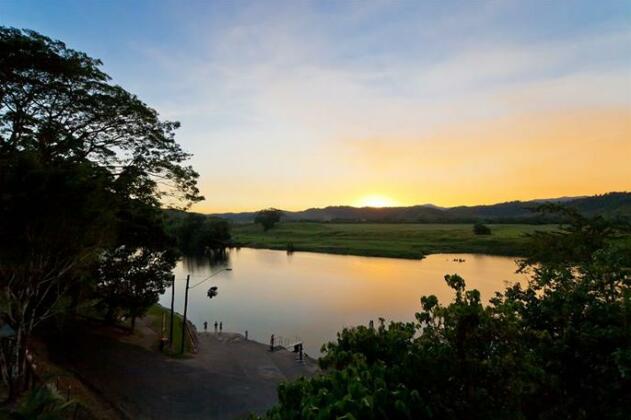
top-left (0, 155), bottom-right (115, 399)
top-left (96, 246), bottom-right (175, 331)
top-left (0, 27), bottom-right (200, 206)
top-left (166, 212), bottom-right (231, 255)
top-left (0, 27), bottom-right (201, 398)
top-left (255, 208), bottom-right (283, 231)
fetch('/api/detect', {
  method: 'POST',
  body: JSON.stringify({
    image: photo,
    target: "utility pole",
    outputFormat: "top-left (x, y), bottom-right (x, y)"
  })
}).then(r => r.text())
top-left (180, 274), bottom-right (190, 354)
top-left (169, 275), bottom-right (175, 346)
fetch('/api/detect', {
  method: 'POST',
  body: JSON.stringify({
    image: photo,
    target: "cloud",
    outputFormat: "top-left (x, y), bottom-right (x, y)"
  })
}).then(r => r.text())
top-left (123, 2), bottom-right (631, 211)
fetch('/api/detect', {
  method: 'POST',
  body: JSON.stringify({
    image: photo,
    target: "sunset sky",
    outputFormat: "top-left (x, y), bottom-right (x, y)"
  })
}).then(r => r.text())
top-left (2, 1), bottom-right (630, 212)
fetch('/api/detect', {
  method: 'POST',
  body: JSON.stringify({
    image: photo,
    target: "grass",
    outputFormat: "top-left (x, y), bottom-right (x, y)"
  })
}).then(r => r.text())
top-left (232, 223), bottom-right (560, 259)
top-left (146, 304), bottom-right (192, 356)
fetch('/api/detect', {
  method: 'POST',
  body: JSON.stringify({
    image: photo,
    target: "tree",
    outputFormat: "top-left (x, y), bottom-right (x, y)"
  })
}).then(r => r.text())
top-left (263, 208), bottom-right (631, 418)
top-left (96, 246), bottom-right (175, 331)
top-left (255, 208), bottom-right (283, 231)
top-left (0, 155), bottom-right (115, 399)
top-left (165, 212), bottom-right (231, 255)
top-left (0, 27), bottom-right (201, 398)
top-left (0, 27), bottom-right (201, 207)
top-left (520, 203), bottom-right (625, 267)
top-left (473, 222), bottom-right (491, 235)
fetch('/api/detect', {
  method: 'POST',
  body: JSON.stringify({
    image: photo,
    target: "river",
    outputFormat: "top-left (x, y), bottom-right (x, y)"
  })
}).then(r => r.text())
top-left (159, 248), bottom-right (528, 356)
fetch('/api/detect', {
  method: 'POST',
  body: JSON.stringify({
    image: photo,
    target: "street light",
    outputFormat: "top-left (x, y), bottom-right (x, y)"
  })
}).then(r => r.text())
top-left (179, 267), bottom-right (232, 354)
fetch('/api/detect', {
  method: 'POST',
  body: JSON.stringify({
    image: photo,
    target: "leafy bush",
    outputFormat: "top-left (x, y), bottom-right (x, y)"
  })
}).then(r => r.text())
top-left (473, 222), bottom-right (491, 235)
top-left (264, 211), bottom-right (631, 419)
top-left (1, 385), bottom-right (76, 419)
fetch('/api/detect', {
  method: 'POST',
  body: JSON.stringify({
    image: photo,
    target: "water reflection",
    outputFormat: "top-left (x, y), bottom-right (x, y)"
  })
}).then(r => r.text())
top-left (160, 248), bottom-right (527, 356)
top-left (181, 249), bottom-right (230, 272)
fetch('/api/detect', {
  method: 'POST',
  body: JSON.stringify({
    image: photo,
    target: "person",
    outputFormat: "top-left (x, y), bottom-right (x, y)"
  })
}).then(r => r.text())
top-left (214, 321), bottom-right (218, 332)
top-left (245, 330), bottom-right (248, 340)
top-left (203, 321), bottom-right (208, 331)
top-left (219, 321), bottom-right (223, 333)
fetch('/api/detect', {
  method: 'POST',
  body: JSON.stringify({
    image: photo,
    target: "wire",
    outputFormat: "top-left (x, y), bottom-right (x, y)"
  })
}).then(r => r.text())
top-left (188, 268), bottom-right (230, 289)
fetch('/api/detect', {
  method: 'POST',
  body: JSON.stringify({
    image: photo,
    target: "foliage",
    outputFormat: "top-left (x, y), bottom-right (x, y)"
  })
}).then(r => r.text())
top-left (95, 246), bottom-right (175, 331)
top-left (521, 203), bottom-right (629, 267)
top-left (264, 210), bottom-right (631, 419)
top-left (94, 197), bottom-right (177, 331)
top-left (1, 385), bottom-right (76, 419)
top-left (0, 155), bottom-right (115, 398)
top-left (0, 26), bottom-right (201, 207)
top-left (165, 211), bottom-right (231, 255)
top-left (472, 222), bottom-right (491, 235)
top-left (0, 27), bottom-right (200, 398)
top-left (254, 208), bottom-right (283, 231)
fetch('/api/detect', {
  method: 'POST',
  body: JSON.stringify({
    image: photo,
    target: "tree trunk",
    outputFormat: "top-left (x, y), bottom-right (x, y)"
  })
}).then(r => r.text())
top-left (105, 306), bottom-right (115, 324)
top-left (4, 325), bottom-right (28, 402)
top-left (130, 315), bottom-right (136, 332)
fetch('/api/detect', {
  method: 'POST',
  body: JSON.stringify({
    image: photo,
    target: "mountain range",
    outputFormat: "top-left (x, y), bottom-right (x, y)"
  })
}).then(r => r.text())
top-left (210, 192), bottom-right (631, 223)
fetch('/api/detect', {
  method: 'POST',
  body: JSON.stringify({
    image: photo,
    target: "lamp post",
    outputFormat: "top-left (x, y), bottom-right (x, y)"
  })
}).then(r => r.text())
top-left (169, 274), bottom-right (175, 346)
top-left (180, 274), bottom-right (190, 354)
top-left (180, 267), bottom-right (232, 354)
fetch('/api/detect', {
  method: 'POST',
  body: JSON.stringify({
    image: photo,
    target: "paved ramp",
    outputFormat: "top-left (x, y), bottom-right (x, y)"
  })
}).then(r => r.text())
top-left (62, 329), bottom-right (317, 419)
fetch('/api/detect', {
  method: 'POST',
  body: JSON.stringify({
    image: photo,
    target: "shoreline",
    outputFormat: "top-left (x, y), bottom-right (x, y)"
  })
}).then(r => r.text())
top-left (229, 222), bottom-right (548, 260)
top-left (197, 330), bottom-right (319, 364)
top-left (231, 242), bottom-right (528, 260)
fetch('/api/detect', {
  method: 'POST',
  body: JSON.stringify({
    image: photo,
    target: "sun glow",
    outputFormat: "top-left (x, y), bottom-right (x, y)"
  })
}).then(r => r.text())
top-left (356, 194), bottom-right (399, 208)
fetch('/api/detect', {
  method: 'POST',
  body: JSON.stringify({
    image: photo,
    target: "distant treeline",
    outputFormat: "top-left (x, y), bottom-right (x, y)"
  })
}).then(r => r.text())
top-left (287, 216), bottom-right (566, 224)
top-left (213, 192), bottom-right (631, 224)
top-left (164, 210), bottom-right (231, 255)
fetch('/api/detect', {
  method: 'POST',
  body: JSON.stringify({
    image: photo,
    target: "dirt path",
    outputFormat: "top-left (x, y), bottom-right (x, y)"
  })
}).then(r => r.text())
top-left (60, 321), bottom-right (317, 419)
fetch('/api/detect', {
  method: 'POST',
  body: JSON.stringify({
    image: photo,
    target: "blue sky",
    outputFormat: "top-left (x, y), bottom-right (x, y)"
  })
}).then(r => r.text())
top-left (2, 1), bottom-right (630, 211)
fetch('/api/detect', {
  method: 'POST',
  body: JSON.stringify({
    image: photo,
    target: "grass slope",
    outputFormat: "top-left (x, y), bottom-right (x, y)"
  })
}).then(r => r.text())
top-left (232, 223), bottom-right (558, 259)
top-left (146, 304), bottom-right (193, 355)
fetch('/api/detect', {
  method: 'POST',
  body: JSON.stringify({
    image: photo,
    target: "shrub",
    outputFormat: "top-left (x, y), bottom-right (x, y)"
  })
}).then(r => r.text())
top-left (473, 222), bottom-right (491, 235)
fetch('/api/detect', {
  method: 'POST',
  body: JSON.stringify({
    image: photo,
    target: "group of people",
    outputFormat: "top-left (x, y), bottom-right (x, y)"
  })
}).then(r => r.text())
top-left (203, 320), bottom-right (223, 333)
top-left (201, 321), bottom-right (249, 341)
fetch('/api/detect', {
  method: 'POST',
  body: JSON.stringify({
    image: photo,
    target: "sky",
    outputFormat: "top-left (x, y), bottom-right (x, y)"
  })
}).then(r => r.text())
top-left (1, 0), bottom-right (630, 212)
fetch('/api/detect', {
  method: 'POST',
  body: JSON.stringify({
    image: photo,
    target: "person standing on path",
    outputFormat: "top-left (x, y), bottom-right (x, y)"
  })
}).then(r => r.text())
top-left (203, 321), bottom-right (208, 331)
top-left (219, 322), bottom-right (223, 333)
top-left (214, 321), bottom-right (218, 332)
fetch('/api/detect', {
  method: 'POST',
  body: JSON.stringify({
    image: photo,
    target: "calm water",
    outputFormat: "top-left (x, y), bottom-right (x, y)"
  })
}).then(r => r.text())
top-left (159, 248), bottom-right (527, 356)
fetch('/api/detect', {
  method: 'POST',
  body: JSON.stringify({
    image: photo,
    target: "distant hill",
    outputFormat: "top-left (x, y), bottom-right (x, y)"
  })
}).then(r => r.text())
top-left (210, 192), bottom-right (631, 223)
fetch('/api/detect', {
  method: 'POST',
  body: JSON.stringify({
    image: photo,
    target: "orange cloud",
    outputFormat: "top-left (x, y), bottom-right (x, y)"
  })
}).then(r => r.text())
top-left (340, 107), bottom-right (631, 207)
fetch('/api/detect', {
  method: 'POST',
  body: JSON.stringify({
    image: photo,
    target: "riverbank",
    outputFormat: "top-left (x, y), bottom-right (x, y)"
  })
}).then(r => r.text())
top-left (52, 318), bottom-right (316, 419)
top-left (232, 223), bottom-right (558, 259)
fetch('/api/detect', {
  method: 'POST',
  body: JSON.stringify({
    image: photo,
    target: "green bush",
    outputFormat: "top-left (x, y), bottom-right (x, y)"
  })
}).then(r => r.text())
top-left (473, 222), bottom-right (491, 235)
top-left (1, 385), bottom-right (76, 419)
top-left (264, 210), bottom-right (631, 419)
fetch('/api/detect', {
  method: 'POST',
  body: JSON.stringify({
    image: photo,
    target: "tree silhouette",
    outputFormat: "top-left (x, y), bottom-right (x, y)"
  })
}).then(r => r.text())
top-left (255, 208), bottom-right (283, 231)
top-left (0, 27), bottom-right (201, 398)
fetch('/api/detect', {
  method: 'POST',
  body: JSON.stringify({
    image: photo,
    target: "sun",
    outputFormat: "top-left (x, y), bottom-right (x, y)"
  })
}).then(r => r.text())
top-left (355, 194), bottom-right (399, 208)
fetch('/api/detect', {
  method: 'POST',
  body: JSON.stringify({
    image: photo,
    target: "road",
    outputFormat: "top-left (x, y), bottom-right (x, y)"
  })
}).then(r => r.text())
top-left (61, 324), bottom-right (317, 419)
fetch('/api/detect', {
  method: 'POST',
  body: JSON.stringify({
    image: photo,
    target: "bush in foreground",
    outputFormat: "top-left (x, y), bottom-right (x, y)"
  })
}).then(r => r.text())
top-left (264, 210), bottom-right (631, 419)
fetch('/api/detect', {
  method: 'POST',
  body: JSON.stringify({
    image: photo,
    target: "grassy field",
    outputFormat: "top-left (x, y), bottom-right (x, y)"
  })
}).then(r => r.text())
top-left (231, 223), bottom-right (559, 259)
top-left (146, 304), bottom-right (193, 355)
